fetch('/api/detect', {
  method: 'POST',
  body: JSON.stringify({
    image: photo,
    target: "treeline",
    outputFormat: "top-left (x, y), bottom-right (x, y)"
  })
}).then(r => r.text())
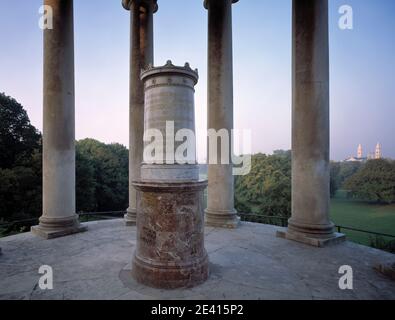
top-left (1, 93), bottom-right (394, 223)
top-left (0, 93), bottom-right (128, 223)
top-left (0, 93), bottom-right (42, 222)
top-left (235, 152), bottom-right (395, 217)
top-left (235, 150), bottom-right (292, 217)
top-left (76, 139), bottom-right (128, 212)
top-left (337, 159), bottom-right (395, 204)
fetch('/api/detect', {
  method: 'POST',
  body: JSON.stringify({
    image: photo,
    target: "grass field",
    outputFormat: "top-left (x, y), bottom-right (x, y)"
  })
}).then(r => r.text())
top-left (330, 191), bottom-right (395, 246)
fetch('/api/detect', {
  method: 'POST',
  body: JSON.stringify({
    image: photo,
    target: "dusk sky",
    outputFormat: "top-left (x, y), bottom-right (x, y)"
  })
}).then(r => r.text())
top-left (0, 0), bottom-right (394, 161)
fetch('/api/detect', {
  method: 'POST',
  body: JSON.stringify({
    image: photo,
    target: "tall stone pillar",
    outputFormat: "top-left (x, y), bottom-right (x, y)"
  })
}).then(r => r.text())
top-left (32, 0), bottom-right (86, 239)
top-left (122, 0), bottom-right (157, 226)
top-left (204, 0), bottom-right (240, 229)
top-left (132, 62), bottom-right (209, 289)
top-left (277, 0), bottom-right (345, 247)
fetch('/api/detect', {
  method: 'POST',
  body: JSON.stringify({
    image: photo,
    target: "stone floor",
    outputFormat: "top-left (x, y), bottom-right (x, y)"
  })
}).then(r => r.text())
top-left (0, 219), bottom-right (394, 300)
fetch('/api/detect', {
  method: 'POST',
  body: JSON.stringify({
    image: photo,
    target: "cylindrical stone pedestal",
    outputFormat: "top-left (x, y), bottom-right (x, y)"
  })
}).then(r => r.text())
top-left (132, 61), bottom-right (209, 289)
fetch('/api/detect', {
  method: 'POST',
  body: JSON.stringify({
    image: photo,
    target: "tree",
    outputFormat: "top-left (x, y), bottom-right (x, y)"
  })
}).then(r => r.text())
top-left (236, 151), bottom-right (341, 216)
top-left (76, 146), bottom-right (96, 212)
top-left (0, 93), bottom-right (41, 169)
top-left (76, 139), bottom-right (128, 212)
top-left (330, 161), bottom-right (341, 198)
top-left (0, 152), bottom-right (42, 221)
top-left (338, 161), bottom-right (363, 187)
top-left (235, 152), bottom-right (291, 218)
top-left (0, 93), bottom-right (131, 222)
top-left (329, 161), bottom-right (364, 197)
top-left (343, 159), bottom-right (395, 204)
top-left (0, 94), bottom-right (42, 222)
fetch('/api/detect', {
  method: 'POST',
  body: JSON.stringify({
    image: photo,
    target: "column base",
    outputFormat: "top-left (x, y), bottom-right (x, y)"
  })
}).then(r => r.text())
top-left (124, 209), bottom-right (137, 226)
top-left (205, 209), bottom-right (240, 229)
top-left (276, 228), bottom-right (346, 248)
top-left (132, 253), bottom-right (209, 289)
top-left (31, 215), bottom-right (87, 240)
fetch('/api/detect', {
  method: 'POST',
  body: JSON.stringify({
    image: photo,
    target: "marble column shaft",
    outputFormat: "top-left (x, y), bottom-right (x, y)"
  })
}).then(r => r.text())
top-left (123, 0), bottom-right (156, 226)
top-left (205, 0), bottom-right (239, 228)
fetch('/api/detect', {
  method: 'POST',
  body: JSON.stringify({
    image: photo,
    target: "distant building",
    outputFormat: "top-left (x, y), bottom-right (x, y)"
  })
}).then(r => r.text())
top-left (375, 143), bottom-right (382, 159)
top-left (357, 144), bottom-right (363, 159)
top-left (344, 143), bottom-right (383, 162)
top-left (344, 156), bottom-right (365, 162)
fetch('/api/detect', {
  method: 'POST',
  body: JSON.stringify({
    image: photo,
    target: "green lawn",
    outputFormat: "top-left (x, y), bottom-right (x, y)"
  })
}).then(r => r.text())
top-left (330, 191), bottom-right (395, 246)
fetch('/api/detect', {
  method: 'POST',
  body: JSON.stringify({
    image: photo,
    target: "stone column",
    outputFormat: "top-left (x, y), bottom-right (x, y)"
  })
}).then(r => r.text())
top-left (32, 0), bottom-right (86, 239)
top-left (122, 0), bottom-right (157, 226)
top-left (277, 0), bottom-right (345, 247)
top-left (204, 0), bottom-right (239, 228)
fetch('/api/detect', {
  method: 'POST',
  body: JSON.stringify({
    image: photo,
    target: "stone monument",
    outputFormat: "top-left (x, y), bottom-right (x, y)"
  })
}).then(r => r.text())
top-left (131, 61), bottom-right (209, 289)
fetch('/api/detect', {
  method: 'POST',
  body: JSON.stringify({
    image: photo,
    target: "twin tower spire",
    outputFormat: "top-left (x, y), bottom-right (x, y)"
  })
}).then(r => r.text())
top-left (357, 143), bottom-right (382, 160)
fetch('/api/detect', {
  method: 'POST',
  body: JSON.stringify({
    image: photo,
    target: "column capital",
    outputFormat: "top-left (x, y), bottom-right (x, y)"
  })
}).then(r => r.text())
top-left (204, 0), bottom-right (239, 10)
top-left (122, 0), bottom-right (158, 13)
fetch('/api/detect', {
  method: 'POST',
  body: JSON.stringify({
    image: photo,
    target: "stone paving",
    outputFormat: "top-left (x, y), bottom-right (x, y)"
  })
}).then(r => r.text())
top-left (0, 219), bottom-right (394, 300)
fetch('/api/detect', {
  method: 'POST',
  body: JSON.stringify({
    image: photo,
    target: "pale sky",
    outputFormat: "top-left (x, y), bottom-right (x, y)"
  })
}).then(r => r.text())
top-left (0, 0), bottom-right (394, 161)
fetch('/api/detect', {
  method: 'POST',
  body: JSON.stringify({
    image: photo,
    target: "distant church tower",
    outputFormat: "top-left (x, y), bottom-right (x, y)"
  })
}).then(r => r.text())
top-left (357, 144), bottom-right (363, 159)
top-left (375, 143), bottom-right (382, 159)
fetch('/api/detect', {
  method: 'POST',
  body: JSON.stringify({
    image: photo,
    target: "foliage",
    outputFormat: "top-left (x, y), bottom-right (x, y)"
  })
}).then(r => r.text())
top-left (0, 93), bottom-right (129, 223)
top-left (0, 93), bottom-right (41, 169)
top-left (343, 159), bottom-right (395, 204)
top-left (369, 236), bottom-right (395, 254)
top-left (0, 94), bottom-right (42, 221)
top-left (330, 161), bottom-right (363, 197)
top-left (235, 151), bottom-right (291, 218)
top-left (236, 152), bottom-right (352, 217)
top-left (330, 162), bottom-right (341, 198)
top-left (0, 159), bottom-right (42, 221)
top-left (76, 139), bottom-right (129, 212)
top-left (76, 145), bottom-right (96, 212)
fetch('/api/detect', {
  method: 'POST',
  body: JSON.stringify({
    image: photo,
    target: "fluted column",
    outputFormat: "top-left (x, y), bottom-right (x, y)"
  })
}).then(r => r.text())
top-left (204, 0), bottom-right (239, 228)
top-left (122, 0), bottom-right (157, 226)
top-left (32, 0), bottom-right (86, 239)
top-left (277, 0), bottom-right (345, 247)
